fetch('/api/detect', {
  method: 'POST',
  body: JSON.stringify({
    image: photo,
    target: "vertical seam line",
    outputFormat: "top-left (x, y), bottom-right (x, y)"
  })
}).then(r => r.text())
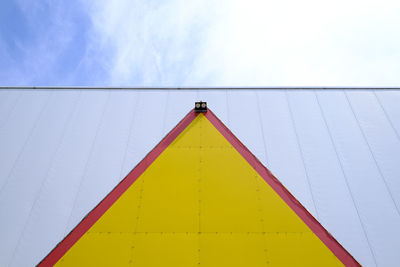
top-left (284, 89), bottom-right (319, 219)
top-left (118, 92), bottom-right (141, 183)
top-left (0, 91), bottom-right (22, 131)
top-left (225, 90), bottom-right (230, 127)
top-left (63, 91), bottom-right (111, 236)
top-left (344, 91), bottom-right (400, 216)
top-left (314, 90), bottom-right (377, 267)
top-left (252, 173), bottom-right (269, 266)
top-left (255, 91), bottom-right (270, 166)
top-left (131, 177), bottom-right (145, 266)
top-left (0, 91), bottom-right (53, 194)
top-left (133, 177), bottom-right (145, 233)
top-left (162, 91), bottom-right (170, 135)
top-left (372, 90), bottom-right (400, 142)
top-left (9, 90), bottom-right (82, 266)
top-left (198, 116), bottom-right (202, 266)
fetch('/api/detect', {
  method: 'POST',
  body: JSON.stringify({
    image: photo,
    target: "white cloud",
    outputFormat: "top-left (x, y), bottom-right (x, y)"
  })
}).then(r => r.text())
top-left (188, 0), bottom-right (400, 86)
top-left (84, 0), bottom-right (400, 86)
top-left (82, 0), bottom-right (220, 86)
top-left (3, 0), bottom-right (399, 86)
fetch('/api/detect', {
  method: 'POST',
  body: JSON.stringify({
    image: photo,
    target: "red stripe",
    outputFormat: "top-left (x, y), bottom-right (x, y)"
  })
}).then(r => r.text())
top-left (204, 109), bottom-right (361, 267)
top-left (38, 110), bottom-right (198, 266)
top-left (40, 108), bottom-right (360, 266)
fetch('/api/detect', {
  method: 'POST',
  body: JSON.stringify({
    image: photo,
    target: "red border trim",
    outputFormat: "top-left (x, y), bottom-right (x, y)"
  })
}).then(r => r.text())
top-left (38, 110), bottom-right (198, 266)
top-left (204, 109), bottom-right (361, 267)
top-left (40, 108), bottom-right (360, 266)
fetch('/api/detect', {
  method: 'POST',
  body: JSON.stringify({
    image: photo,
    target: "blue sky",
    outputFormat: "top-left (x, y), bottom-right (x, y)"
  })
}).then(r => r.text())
top-left (1, 0), bottom-right (400, 86)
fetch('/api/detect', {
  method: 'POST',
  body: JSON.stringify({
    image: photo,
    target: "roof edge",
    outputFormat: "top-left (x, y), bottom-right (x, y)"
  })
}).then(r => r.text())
top-left (1, 86), bottom-right (400, 90)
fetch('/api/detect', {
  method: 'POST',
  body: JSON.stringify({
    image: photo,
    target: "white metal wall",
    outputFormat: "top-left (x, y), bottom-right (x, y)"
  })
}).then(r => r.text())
top-left (0, 89), bottom-right (399, 266)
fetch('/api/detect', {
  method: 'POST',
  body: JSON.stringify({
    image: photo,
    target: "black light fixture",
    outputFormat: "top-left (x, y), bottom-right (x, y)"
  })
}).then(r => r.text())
top-left (195, 101), bottom-right (207, 113)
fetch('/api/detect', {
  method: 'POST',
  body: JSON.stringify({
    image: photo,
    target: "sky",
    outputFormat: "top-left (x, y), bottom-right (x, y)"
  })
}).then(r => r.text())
top-left (0, 0), bottom-right (400, 86)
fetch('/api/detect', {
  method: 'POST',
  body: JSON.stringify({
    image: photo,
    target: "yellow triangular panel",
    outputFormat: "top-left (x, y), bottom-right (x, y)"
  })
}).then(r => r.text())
top-left (56, 114), bottom-right (343, 266)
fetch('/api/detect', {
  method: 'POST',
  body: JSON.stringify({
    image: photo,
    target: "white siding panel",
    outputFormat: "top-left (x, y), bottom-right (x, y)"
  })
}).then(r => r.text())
top-left (256, 90), bottom-right (317, 217)
top-left (0, 91), bottom-right (79, 266)
top-left (164, 90), bottom-right (196, 136)
top-left (120, 90), bottom-right (168, 179)
top-left (65, 91), bottom-right (138, 234)
top-left (0, 90), bottom-right (21, 128)
top-left (198, 89), bottom-right (229, 125)
top-left (8, 91), bottom-right (109, 266)
top-left (0, 90), bottom-right (51, 189)
top-left (317, 90), bottom-right (400, 267)
top-left (0, 89), bottom-right (399, 266)
top-left (374, 90), bottom-right (400, 137)
top-left (288, 90), bottom-right (376, 266)
top-left (347, 91), bottom-right (400, 212)
top-left (227, 90), bottom-right (267, 164)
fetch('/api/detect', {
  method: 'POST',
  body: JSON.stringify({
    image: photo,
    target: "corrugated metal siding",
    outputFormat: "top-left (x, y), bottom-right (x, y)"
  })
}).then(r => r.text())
top-left (0, 89), bottom-right (399, 266)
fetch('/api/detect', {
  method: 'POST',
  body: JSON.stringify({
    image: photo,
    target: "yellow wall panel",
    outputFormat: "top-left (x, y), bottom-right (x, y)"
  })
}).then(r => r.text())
top-left (200, 233), bottom-right (267, 267)
top-left (266, 232), bottom-right (342, 266)
top-left (54, 113), bottom-right (345, 266)
top-left (255, 176), bottom-right (312, 233)
top-left (57, 233), bottom-right (133, 266)
top-left (89, 177), bottom-right (143, 233)
top-left (136, 148), bottom-right (200, 233)
top-left (201, 147), bottom-right (263, 232)
top-left (131, 233), bottom-right (198, 267)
